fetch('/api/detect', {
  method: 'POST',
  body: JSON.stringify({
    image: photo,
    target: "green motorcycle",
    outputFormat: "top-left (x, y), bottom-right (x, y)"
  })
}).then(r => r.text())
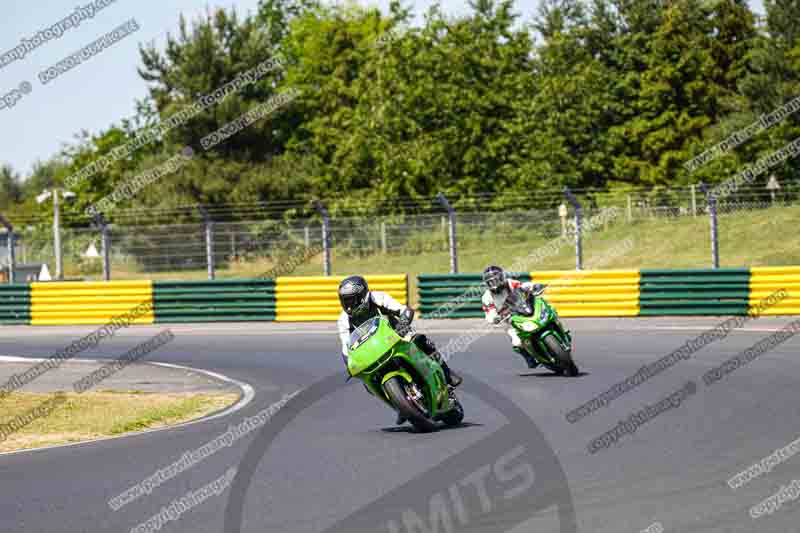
top-left (502, 285), bottom-right (579, 377)
top-left (346, 315), bottom-right (465, 432)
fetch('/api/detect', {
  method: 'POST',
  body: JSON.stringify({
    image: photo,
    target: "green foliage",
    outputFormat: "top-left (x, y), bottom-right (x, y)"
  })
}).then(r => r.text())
top-left (0, 165), bottom-right (22, 211)
top-left (1, 0), bottom-right (797, 223)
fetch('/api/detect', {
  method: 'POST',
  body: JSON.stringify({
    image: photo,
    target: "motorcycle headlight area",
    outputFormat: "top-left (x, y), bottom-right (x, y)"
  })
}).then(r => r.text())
top-left (349, 321), bottom-right (380, 350)
top-left (522, 321), bottom-right (537, 332)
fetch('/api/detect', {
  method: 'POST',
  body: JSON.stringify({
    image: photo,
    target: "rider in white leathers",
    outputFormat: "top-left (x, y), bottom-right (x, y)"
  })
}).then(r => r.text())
top-left (481, 265), bottom-right (540, 368)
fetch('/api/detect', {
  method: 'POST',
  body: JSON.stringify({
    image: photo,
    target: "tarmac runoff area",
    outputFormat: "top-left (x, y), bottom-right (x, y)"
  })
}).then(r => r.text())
top-left (0, 356), bottom-right (242, 395)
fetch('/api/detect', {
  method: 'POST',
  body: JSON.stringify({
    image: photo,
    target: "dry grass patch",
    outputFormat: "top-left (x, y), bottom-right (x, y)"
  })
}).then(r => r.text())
top-left (0, 391), bottom-right (238, 453)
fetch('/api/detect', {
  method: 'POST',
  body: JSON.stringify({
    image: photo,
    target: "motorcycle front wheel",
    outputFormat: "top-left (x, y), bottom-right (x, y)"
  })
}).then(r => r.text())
top-left (543, 335), bottom-right (579, 377)
top-left (383, 377), bottom-right (438, 432)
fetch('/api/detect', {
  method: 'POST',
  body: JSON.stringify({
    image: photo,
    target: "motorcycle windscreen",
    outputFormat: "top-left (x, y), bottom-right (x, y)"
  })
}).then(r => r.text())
top-left (347, 317), bottom-right (403, 376)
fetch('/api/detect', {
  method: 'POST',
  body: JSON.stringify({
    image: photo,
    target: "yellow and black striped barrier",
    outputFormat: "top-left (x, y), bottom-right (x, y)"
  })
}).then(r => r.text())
top-left (530, 270), bottom-right (639, 317)
top-left (30, 281), bottom-right (155, 325)
top-left (418, 270), bottom-right (638, 317)
top-left (5, 267), bottom-right (800, 324)
top-left (749, 266), bottom-right (800, 315)
top-left (275, 275), bottom-right (408, 322)
top-left (419, 267), bottom-right (800, 318)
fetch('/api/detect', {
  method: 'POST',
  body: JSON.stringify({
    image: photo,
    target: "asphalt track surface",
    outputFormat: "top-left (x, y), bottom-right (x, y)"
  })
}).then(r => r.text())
top-left (1, 317), bottom-right (799, 533)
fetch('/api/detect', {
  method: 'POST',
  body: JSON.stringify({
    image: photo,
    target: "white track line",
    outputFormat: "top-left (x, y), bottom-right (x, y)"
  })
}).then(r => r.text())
top-left (0, 358), bottom-right (255, 458)
top-left (0, 356), bottom-right (103, 364)
top-left (147, 361), bottom-right (255, 422)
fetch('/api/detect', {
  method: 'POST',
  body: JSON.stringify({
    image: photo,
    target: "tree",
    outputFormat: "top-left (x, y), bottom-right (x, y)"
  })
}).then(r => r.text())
top-left (0, 165), bottom-right (22, 210)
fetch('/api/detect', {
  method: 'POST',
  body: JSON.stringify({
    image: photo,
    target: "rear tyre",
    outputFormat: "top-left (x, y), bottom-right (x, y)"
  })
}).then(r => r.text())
top-left (383, 377), bottom-right (438, 432)
top-left (543, 335), bottom-right (579, 377)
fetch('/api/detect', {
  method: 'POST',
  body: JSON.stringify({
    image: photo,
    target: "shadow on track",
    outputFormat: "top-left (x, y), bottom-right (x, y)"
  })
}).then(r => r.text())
top-left (379, 421), bottom-right (485, 433)
top-left (517, 370), bottom-right (590, 378)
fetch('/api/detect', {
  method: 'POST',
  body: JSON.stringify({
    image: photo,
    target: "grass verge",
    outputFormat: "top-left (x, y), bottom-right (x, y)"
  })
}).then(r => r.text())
top-left (0, 391), bottom-right (239, 453)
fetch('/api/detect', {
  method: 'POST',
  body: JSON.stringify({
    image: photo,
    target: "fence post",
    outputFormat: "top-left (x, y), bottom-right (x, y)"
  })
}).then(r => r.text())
top-left (198, 206), bottom-right (215, 280)
top-left (626, 194), bottom-right (633, 222)
top-left (92, 213), bottom-right (111, 281)
top-left (564, 187), bottom-right (583, 270)
top-left (304, 226), bottom-right (310, 249)
top-left (0, 215), bottom-right (15, 283)
top-left (698, 182), bottom-right (720, 269)
top-left (436, 192), bottom-right (458, 273)
top-left (559, 203), bottom-right (568, 236)
top-left (53, 191), bottom-right (64, 280)
top-left (313, 200), bottom-right (331, 275)
top-left (690, 184), bottom-right (697, 217)
top-left (381, 220), bottom-right (387, 253)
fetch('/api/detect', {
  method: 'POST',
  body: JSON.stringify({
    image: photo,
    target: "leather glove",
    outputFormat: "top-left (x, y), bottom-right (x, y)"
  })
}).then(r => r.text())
top-left (531, 283), bottom-right (546, 295)
top-left (395, 319), bottom-right (411, 337)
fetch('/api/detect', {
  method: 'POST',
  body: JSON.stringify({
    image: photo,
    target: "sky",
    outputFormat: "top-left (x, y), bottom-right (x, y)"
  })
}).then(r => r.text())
top-left (0, 0), bottom-right (765, 178)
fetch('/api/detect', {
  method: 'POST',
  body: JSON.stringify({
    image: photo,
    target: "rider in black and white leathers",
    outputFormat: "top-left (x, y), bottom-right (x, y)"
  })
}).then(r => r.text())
top-left (337, 275), bottom-right (461, 387)
top-left (481, 265), bottom-right (540, 368)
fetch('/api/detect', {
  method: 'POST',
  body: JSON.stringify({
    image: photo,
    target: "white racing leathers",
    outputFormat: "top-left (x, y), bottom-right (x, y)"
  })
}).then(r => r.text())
top-left (481, 279), bottom-right (534, 348)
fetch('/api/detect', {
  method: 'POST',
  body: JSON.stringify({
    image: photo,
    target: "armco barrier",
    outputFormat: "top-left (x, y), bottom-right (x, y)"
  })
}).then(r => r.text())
top-left (153, 280), bottom-right (276, 323)
top-left (0, 284), bottom-right (31, 324)
top-left (275, 275), bottom-right (408, 321)
top-left (532, 270), bottom-right (639, 317)
top-left (418, 271), bottom-right (638, 318)
top-left (749, 266), bottom-right (800, 315)
top-left (30, 281), bottom-right (154, 325)
top-left (4, 267), bottom-right (800, 325)
top-left (639, 268), bottom-right (750, 316)
top-left (418, 268), bottom-right (797, 318)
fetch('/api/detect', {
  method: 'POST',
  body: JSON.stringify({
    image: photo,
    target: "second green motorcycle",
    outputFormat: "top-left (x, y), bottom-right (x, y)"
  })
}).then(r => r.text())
top-left (501, 284), bottom-right (579, 376)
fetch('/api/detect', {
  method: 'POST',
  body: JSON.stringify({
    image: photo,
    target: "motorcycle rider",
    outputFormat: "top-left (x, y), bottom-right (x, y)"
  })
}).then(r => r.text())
top-left (481, 265), bottom-right (541, 368)
top-left (337, 275), bottom-right (462, 388)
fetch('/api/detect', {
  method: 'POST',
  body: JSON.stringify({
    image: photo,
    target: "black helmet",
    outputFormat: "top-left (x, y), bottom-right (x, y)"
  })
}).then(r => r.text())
top-left (483, 265), bottom-right (506, 294)
top-left (338, 275), bottom-right (370, 317)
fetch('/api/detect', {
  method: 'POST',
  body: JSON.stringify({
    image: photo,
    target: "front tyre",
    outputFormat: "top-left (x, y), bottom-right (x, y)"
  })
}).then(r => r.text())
top-left (383, 377), bottom-right (438, 433)
top-left (543, 335), bottom-right (579, 377)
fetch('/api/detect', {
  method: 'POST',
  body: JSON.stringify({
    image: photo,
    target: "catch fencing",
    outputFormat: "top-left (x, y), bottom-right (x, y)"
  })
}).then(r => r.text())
top-left (1, 182), bottom-right (799, 281)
